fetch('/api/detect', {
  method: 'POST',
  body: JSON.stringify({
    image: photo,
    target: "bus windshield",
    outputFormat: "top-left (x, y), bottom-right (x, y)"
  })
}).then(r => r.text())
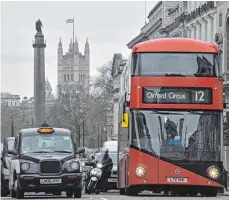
top-left (133, 53), bottom-right (219, 77)
top-left (131, 110), bottom-right (221, 162)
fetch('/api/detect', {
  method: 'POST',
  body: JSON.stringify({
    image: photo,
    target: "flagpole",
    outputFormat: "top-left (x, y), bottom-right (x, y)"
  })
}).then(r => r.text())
top-left (73, 16), bottom-right (75, 50)
top-left (145, 1), bottom-right (147, 24)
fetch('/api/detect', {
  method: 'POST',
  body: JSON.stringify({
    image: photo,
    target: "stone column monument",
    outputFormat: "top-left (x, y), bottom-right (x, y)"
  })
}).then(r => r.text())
top-left (33, 19), bottom-right (46, 127)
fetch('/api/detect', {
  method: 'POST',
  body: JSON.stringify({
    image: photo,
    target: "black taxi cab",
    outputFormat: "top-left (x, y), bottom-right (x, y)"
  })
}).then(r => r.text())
top-left (8, 124), bottom-right (85, 199)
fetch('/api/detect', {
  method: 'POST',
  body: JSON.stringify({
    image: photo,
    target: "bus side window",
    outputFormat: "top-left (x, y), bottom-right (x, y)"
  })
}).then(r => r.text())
top-left (131, 113), bottom-right (137, 147)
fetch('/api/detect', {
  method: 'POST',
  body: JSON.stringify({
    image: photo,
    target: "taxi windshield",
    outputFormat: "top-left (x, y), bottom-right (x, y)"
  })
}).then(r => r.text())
top-left (20, 134), bottom-right (74, 154)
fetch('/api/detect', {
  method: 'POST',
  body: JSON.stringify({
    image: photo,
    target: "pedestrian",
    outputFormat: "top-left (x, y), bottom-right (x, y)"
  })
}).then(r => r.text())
top-left (223, 166), bottom-right (228, 191)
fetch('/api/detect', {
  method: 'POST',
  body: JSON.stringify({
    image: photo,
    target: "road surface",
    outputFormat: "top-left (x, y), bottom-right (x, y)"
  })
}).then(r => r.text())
top-left (2, 191), bottom-right (229, 200)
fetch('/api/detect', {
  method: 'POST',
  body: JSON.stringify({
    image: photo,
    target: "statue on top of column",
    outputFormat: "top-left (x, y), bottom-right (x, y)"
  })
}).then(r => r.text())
top-left (36, 19), bottom-right (43, 33)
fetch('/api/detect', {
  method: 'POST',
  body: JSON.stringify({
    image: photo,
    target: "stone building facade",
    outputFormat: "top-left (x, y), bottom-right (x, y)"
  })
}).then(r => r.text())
top-left (57, 38), bottom-right (90, 95)
top-left (164, 1), bottom-right (188, 37)
top-left (127, 1), bottom-right (180, 49)
top-left (216, 1), bottom-right (229, 170)
top-left (111, 54), bottom-right (127, 139)
top-left (1, 92), bottom-right (20, 107)
top-left (185, 1), bottom-right (217, 43)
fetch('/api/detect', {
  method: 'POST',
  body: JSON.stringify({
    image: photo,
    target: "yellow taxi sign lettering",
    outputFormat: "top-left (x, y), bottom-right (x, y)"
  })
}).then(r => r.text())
top-left (38, 128), bottom-right (54, 134)
top-left (121, 113), bottom-right (129, 128)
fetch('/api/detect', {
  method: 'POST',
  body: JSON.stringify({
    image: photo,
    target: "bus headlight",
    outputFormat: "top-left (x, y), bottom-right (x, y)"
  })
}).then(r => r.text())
top-left (135, 165), bottom-right (145, 177)
top-left (207, 166), bottom-right (220, 179)
top-left (21, 162), bottom-right (30, 171)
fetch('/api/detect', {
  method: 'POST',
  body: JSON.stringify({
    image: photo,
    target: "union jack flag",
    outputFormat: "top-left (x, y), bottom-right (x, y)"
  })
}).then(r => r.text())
top-left (66, 19), bottom-right (74, 23)
top-left (61, 58), bottom-right (68, 63)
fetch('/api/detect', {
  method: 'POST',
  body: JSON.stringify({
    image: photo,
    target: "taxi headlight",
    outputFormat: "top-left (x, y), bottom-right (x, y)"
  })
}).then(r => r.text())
top-left (96, 163), bottom-right (103, 168)
top-left (70, 161), bottom-right (79, 170)
top-left (135, 165), bottom-right (145, 177)
top-left (207, 166), bottom-right (220, 179)
top-left (21, 162), bottom-right (30, 171)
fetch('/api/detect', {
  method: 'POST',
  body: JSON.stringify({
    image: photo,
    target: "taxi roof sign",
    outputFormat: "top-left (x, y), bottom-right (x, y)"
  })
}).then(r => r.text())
top-left (37, 127), bottom-right (55, 134)
top-left (38, 122), bottom-right (54, 134)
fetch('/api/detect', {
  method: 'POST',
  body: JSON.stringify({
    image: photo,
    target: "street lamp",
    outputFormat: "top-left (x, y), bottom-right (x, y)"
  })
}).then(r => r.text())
top-left (10, 115), bottom-right (14, 137)
top-left (82, 120), bottom-right (85, 148)
top-left (103, 127), bottom-right (107, 141)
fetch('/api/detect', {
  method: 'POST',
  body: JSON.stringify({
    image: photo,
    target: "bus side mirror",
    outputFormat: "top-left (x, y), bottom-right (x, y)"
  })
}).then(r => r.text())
top-left (122, 113), bottom-right (129, 128)
top-left (224, 103), bottom-right (227, 109)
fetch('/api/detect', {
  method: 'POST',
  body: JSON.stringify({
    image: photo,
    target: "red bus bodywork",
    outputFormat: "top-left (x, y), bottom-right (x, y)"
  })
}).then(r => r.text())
top-left (118, 38), bottom-right (224, 196)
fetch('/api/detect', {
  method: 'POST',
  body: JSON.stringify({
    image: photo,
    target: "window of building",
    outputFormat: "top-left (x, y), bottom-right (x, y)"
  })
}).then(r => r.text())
top-left (67, 74), bottom-right (70, 81)
top-left (71, 74), bottom-right (73, 81)
top-left (11, 102), bottom-right (12, 106)
top-left (183, 1), bottom-right (187, 11)
top-left (219, 13), bottom-right (222, 27)
top-left (64, 74), bottom-right (66, 82)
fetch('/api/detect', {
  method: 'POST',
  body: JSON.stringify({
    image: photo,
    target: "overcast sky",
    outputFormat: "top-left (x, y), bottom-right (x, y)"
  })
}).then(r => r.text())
top-left (1, 1), bottom-right (157, 98)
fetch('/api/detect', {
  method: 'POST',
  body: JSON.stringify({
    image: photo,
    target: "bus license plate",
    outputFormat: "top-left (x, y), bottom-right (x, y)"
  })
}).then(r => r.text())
top-left (108, 178), bottom-right (116, 182)
top-left (167, 177), bottom-right (187, 183)
top-left (40, 179), bottom-right (62, 184)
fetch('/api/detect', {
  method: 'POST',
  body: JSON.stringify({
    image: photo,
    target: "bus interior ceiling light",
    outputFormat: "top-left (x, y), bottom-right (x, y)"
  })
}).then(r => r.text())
top-left (207, 166), bottom-right (220, 179)
top-left (136, 165), bottom-right (146, 177)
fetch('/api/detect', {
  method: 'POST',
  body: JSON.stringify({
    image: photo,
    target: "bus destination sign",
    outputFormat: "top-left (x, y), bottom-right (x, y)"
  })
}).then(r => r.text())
top-left (143, 87), bottom-right (212, 104)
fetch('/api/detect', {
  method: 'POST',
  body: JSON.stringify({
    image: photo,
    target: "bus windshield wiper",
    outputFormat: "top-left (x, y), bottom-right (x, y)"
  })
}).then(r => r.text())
top-left (186, 110), bottom-right (219, 115)
top-left (165, 73), bottom-right (186, 77)
top-left (149, 109), bottom-right (183, 115)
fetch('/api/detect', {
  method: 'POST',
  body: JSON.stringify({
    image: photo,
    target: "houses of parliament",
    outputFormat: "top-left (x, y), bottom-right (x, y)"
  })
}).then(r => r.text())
top-left (57, 37), bottom-right (90, 95)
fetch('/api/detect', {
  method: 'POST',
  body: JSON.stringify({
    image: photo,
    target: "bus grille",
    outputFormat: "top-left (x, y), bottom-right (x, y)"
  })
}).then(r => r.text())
top-left (40, 160), bottom-right (61, 173)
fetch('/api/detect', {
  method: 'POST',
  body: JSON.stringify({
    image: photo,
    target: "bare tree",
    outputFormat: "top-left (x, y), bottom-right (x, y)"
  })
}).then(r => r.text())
top-left (48, 84), bottom-right (95, 146)
top-left (90, 60), bottom-right (114, 142)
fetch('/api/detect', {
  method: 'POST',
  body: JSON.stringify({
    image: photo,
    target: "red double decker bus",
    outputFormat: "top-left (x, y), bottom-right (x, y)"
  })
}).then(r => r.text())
top-left (117, 38), bottom-right (224, 197)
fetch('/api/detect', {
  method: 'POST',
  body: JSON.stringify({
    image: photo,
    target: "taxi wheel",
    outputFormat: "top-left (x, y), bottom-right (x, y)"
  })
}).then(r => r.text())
top-left (1, 187), bottom-right (8, 197)
top-left (16, 188), bottom-right (24, 199)
top-left (11, 189), bottom-right (16, 198)
top-left (73, 189), bottom-right (82, 198)
top-left (15, 180), bottom-right (24, 199)
top-left (66, 191), bottom-right (73, 197)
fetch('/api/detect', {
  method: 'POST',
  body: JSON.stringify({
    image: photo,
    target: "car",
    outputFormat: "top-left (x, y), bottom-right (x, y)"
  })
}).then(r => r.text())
top-left (8, 123), bottom-right (85, 199)
top-left (105, 152), bottom-right (117, 191)
top-left (101, 141), bottom-right (118, 191)
top-left (1, 137), bottom-right (15, 197)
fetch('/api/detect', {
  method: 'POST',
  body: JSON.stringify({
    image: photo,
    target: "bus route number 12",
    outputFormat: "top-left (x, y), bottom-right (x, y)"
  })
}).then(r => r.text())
top-left (195, 91), bottom-right (205, 102)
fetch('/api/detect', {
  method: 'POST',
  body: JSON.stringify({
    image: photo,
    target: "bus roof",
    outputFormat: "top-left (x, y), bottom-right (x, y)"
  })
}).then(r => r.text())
top-left (132, 38), bottom-right (218, 53)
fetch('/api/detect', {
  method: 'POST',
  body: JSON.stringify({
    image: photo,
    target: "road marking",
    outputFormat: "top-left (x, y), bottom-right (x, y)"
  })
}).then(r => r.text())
top-left (100, 198), bottom-right (109, 200)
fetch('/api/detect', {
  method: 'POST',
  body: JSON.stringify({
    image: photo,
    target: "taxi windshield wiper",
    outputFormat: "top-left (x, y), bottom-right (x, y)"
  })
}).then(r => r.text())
top-left (29, 151), bottom-right (52, 153)
top-left (53, 150), bottom-right (72, 153)
top-left (165, 73), bottom-right (186, 77)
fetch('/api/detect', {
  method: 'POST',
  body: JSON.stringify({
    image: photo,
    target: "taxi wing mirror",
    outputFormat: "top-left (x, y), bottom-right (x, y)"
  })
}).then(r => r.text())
top-left (121, 113), bottom-right (129, 128)
top-left (8, 149), bottom-right (17, 155)
top-left (76, 148), bottom-right (85, 154)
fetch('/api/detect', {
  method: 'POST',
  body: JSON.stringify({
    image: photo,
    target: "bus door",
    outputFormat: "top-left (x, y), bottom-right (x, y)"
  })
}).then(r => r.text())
top-left (129, 111), bottom-right (159, 185)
